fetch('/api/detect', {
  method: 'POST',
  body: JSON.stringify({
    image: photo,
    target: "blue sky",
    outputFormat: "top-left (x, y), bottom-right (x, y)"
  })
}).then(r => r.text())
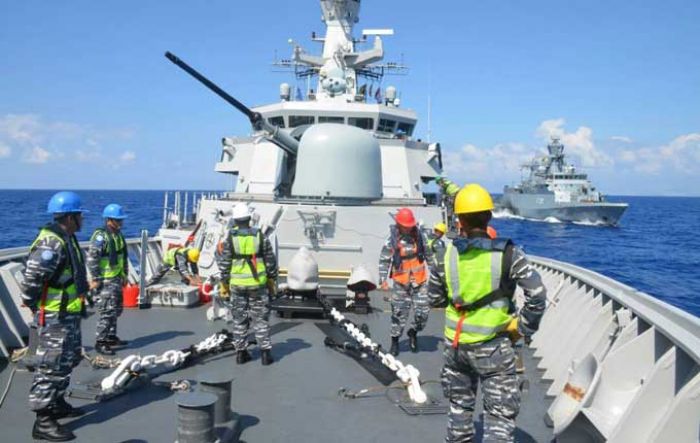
top-left (1, 0), bottom-right (698, 195)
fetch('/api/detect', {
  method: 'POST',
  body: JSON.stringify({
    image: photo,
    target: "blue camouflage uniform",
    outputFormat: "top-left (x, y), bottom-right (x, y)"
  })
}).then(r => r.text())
top-left (429, 231), bottom-right (546, 442)
top-left (87, 226), bottom-right (128, 343)
top-left (21, 223), bottom-right (88, 413)
top-left (216, 225), bottom-right (278, 352)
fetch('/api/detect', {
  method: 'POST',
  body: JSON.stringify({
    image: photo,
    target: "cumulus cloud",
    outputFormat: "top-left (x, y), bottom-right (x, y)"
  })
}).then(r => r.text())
top-left (120, 150), bottom-right (136, 163)
top-left (613, 133), bottom-right (700, 175)
top-left (0, 142), bottom-right (10, 158)
top-left (536, 118), bottom-right (613, 167)
top-left (24, 146), bottom-right (51, 164)
top-left (443, 141), bottom-right (534, 188)
top-left (611, 135), bottom-right (633, 143)
top-left (0, 113), bottom-right (136, 168)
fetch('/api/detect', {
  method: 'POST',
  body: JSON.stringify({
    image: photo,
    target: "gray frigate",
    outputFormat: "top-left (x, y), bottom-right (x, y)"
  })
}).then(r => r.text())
top-left (500, 138), bottom-right (628, 225)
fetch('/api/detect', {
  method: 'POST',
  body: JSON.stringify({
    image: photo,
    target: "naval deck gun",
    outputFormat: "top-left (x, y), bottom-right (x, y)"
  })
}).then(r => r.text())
top-left (165, 51), bottom-right (383, 201)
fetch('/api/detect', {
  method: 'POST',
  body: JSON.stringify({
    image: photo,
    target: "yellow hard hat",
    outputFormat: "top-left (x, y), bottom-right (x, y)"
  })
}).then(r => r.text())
top-left (433, 222), bottom-right (447, 233)
top-left (454, 184), bottom-right (494, 214)
top-left (187, 248), bottom-right (200, 263)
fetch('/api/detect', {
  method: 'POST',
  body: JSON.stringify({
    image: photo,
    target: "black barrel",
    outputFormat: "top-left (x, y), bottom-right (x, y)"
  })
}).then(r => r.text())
top-left (176, 392), bottom-right (217, 443)
top-left (198, 371), bottom-right (234, 426)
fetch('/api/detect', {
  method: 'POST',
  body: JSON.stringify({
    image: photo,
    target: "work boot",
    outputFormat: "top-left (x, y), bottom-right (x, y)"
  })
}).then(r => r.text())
top-left (95, 341), bottom-right (115, 356)
top-left (32, 410), bottom-right (75, 441)
top-left (407, 328), bottom-right (418, 353)
top-left (105, 335), bottom-right (129, 347)
top-left (261, 349), bottom-right (274, 366)
top-left (236, 350), bottom-right (251, 365)
top-left (51, 397), bottom-right (86, 419)
top-left (389, 336), bottom-right (399, 356)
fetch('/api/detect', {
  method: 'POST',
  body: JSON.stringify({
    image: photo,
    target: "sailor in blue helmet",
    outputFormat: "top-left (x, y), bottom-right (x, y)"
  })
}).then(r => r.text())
top-left (20, 191), bottom-right (90, 441)
top-left (87, 204), bottom-right (129, 356)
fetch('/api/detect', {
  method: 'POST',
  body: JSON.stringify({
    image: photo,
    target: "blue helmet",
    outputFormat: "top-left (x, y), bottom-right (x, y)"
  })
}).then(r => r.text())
top-left (102, 203), bottom-right (128, 220)
top-left (47, 191), bottom-right (88, 214)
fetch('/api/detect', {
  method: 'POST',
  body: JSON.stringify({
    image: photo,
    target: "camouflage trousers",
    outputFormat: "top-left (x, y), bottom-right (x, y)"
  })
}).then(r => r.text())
top-left (95, 278), bottom-right (124, 342)
top-left (441, 335), bottom-right (520, 442)
top-left (390, 282), bottom-right (430, 337)
top-left (29, 314), bottom-right (82, 412)
top-left (227, 286), bottom-right (271, 351)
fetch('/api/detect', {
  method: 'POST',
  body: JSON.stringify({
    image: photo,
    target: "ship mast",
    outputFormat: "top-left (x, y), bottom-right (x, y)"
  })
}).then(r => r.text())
top-left (275, 0), bottom-right (406, 102)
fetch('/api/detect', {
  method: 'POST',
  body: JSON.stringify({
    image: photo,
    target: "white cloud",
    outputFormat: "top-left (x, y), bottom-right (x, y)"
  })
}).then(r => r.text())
top-left (0, 114), bottom-right (42, 144)
top-left (611, 135), bottom-right (633, 143)
top-left (75, 149), bottom-right (102, 162)
top-left (24, 146), bottom-right (51, 164)
top-left (443, 141), bottom-right (534, 188)
top-left (0, 142), bottom-right (10, 158)
top-left (536, 118), bottom-right (613, 167)
top-left (120, 150), bottom-right (136, 163)
top-left (615, 133), bottom-right (700, 175)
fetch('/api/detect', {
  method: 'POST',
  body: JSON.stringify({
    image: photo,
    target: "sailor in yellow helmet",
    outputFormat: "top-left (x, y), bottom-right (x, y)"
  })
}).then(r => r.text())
top-left (428, 184), bottom-right (547, 442)
top-left (145, 246), bottom-right (201, 287)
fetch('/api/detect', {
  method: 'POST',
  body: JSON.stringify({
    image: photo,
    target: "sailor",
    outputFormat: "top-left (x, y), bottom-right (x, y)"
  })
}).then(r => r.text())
top-left (20, 192), bottom-right (89, 441)
top-left (436, 175), bottom-right (460, 229)
top-left (217, 202), bottom-right (278, 366)
top-left (145, 246), bottom-right (200, 287)
top-left (378, 208), bottom-right (433, 356)
top-left (429, 184), bottom-right (546, 443)
top-left (428, 222), bottom-right (447, 253)
top-left (87, 204), bottom-right (129, 356)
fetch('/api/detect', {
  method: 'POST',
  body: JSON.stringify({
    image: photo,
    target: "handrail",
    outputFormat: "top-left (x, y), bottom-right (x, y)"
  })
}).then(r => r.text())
top-left (0, 237), bottom-right (162, 263)
top-left (530, 255), bottom-right (700, 363)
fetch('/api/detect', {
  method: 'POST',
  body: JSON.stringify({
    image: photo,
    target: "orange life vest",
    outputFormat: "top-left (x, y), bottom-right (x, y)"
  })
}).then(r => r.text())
top-left (390, 227), bottom-right (428, 285)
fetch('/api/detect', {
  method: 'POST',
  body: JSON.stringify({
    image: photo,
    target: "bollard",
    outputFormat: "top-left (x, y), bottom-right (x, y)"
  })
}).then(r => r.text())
top-left (198, 371), bottom-right (234, 426)
top-left (176, 392), bottom-right (217, 443)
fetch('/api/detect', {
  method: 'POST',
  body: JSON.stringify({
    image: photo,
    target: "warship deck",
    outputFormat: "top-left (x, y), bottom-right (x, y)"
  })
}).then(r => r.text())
top-left (0, 292), bottom-right (553, 442)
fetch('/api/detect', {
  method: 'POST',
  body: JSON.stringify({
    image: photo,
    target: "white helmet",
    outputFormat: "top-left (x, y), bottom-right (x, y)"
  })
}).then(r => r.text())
top-left (232, 202), bottom-right (251, 221)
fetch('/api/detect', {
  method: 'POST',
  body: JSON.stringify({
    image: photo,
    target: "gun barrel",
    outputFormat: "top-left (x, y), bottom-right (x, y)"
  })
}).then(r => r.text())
top-left (165, 51), bottom-right (256, 121)
top-left (165, 51), bottom-right (299, 157)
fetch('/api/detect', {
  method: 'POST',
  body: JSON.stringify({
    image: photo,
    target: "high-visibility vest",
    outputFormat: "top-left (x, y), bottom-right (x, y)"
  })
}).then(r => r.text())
top-left (444, 238), bottom-right (515, 346)
top-left (164, 247), bottom-right (186, 267)
top-left (30, 228), bottom-right (83, 314)
top-left (389, 226), bottom-right (428, 285)
top-left (229, 228), bottom-right (267, 288)
top-left (91, 228), bottom-right (126, 279)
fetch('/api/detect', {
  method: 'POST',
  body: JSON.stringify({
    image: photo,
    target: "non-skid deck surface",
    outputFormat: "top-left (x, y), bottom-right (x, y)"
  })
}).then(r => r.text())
top-left (0, 293), bottom-right (553, 442)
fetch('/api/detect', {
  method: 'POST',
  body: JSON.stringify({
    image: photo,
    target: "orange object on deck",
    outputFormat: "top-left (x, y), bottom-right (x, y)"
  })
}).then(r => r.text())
top-left (123, 284), bottom-right (139, 308)
top-left (199, 283), bottom-right (212, 304)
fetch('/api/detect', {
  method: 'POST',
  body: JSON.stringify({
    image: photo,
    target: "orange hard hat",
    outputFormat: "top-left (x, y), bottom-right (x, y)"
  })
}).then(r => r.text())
top-left (487, 226), bottom-right (498, 239)
top-left (395, 208), bottom-right (417, 228)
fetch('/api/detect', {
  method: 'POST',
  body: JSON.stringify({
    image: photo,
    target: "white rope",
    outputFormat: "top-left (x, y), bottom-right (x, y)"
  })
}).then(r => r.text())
top-left (329, 307), bottom-right (427, 404)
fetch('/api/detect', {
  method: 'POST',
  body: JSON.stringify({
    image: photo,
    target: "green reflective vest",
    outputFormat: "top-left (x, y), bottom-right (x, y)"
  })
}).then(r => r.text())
top-left (444, 241), bottom-right (512, 345)
top-left (164, 247), bottom-right (185, 267)
top-left (443, 180), bottom-right (460, 197)
top-left (30, 228), bottom-right (83, 314)
top-left (229, 228), bottom-right (267, 288)
top-left (91, 228), bottom-right (126, 279)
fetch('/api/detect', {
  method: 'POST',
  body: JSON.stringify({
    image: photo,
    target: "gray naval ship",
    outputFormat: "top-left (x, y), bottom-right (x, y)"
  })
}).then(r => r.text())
top-left (500, 138), bottom-right (628, 225)
top-left (0, 1), bottom-right (699, 442)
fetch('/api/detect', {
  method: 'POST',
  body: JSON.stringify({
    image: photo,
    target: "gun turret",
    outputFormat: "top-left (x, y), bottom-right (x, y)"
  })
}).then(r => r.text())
top-left (165, 51), bottom-right (299, 157)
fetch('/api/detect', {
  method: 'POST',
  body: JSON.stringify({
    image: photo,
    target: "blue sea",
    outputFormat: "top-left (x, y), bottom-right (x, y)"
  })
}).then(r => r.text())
top-left (1, 190), bottom-right (699, 317)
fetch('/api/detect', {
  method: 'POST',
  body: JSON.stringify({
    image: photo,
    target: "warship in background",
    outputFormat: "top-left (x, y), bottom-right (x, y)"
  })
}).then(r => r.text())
top-left (499, 138), bottom-right (628, 226)
top-left (0, 1), bottom-right (698, 442)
